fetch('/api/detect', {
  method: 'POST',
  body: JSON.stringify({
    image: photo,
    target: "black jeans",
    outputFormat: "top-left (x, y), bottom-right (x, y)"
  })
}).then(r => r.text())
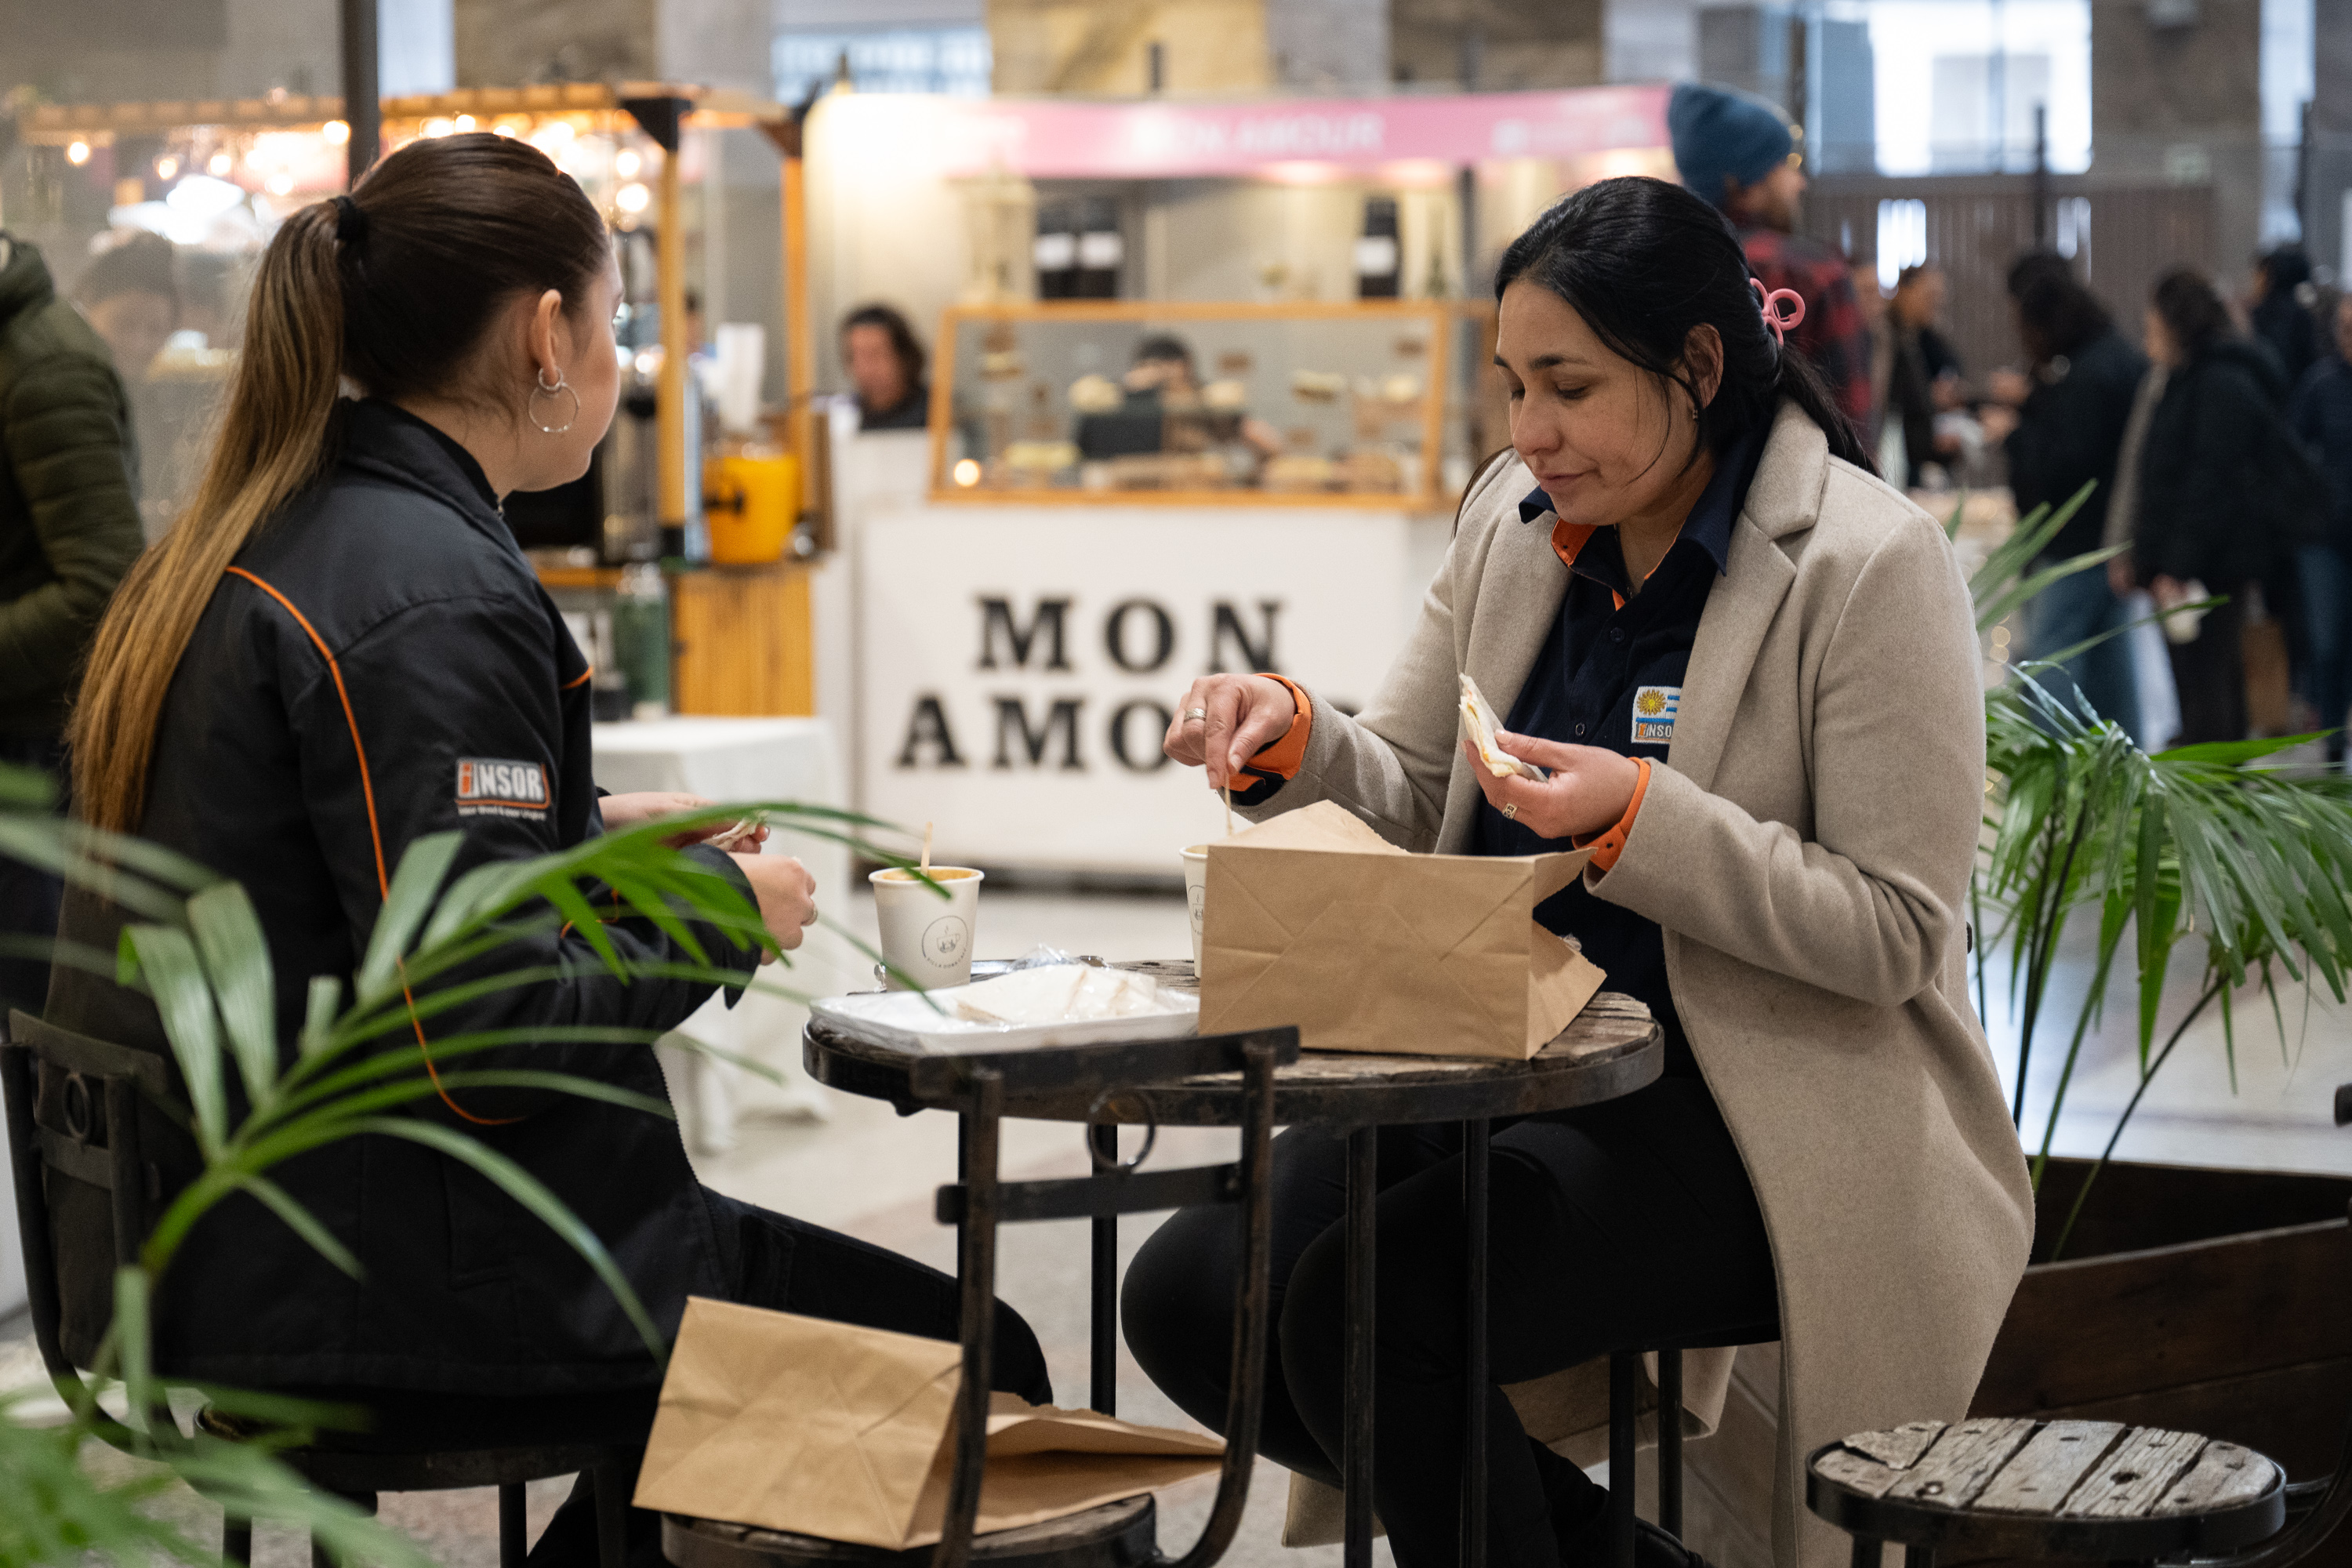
top-left (324, 1192), bottom-right (1051, 1567)
top-left (1121, 1080), bottom-right (1778, 1568)
top-left (0, 735), bottom-right (66, 1017)
top-left (2167, 591), bottom-right (2249, 746)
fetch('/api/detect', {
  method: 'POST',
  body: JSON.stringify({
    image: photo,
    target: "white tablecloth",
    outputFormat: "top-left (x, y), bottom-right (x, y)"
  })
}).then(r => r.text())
top-left (591, 717), bottom-right (852, 1149)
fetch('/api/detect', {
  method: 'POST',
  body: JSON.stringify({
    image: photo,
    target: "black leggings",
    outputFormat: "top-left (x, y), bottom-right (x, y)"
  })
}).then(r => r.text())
top-left (1120, 1079), bottom-right (1777, 1568)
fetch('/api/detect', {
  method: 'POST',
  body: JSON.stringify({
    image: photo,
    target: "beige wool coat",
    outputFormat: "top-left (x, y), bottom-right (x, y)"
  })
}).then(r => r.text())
top-left (1261, 404), bottom-right (2035, 1566)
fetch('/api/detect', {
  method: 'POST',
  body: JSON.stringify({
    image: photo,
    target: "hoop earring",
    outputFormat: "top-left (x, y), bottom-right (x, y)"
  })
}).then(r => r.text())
top-left (528, 366), bottom-right (579, 436)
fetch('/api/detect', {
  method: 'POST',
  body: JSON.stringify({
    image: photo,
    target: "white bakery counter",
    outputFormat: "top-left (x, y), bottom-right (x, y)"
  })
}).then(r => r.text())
top-left (847, 501), bottom-right (1451, 877)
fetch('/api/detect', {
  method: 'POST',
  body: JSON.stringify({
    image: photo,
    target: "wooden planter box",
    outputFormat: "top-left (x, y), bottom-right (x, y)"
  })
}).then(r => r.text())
top-left (1672, 1159), bottom-right (2352, 1568)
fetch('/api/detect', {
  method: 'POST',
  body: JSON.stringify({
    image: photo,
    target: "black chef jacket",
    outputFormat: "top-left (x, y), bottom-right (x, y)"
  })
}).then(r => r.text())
top-left (42, 398), bottom-right (762, 1396)
top-left (1473, 429), bottom-right (1766, 1079)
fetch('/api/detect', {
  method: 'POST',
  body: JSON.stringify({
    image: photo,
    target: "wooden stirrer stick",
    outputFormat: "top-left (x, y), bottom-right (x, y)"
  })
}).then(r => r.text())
top-left (920, 821), bottom-right (934, 877)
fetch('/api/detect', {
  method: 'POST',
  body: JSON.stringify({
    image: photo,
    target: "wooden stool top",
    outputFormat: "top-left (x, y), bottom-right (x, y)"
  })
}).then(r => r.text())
top-left (1806, 1417), bottom-right (2286, 1562)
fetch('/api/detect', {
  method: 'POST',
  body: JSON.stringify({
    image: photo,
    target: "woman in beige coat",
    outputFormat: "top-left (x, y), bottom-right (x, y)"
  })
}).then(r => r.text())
top-left (1123, 177), bottom-right (2033, 1568)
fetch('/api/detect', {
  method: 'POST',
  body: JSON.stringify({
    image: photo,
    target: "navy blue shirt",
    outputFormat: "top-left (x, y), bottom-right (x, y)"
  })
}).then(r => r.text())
top-left (1473, 429), bottom-right (1766, 1079)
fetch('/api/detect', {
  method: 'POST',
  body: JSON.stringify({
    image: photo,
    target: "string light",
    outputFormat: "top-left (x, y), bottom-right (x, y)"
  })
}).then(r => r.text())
top-left (154, 154), bottom-right (179, 180)
top-left (321, 119), bottom-right (350, 146)
top-left (208, 150), bottom-right (234, 177)
top-left (66, 140), bottom-right (91, 165)
top-left (615, 147), bottom-right (641, 179)
top-left (615, 181), bottom-right (651, 214)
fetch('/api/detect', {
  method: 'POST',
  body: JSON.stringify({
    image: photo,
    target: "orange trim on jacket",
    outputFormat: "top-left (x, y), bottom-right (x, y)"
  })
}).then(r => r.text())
top-left (1573, 757), bottom-right (1651, 873)
top-left (1552, 515), bottom-right (1685, 612)
top-left (1247, 675), bottom-right (1315, 781)
top-left (223, 565), bottom-right (518, 1128)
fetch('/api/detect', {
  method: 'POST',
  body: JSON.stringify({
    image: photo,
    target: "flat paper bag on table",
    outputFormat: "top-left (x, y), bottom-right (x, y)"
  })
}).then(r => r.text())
top-left (1198, 800), bottom-right (1603, 1060)
top-left (633, 1298), bottom-right (1223, 1548)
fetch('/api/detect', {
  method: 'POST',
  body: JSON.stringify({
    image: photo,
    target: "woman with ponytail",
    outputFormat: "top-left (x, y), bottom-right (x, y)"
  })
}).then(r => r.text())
top-left (45, 135), bottom-right (1047, 1563)
top-left (1126, 177), bottom-right (2031, 1568)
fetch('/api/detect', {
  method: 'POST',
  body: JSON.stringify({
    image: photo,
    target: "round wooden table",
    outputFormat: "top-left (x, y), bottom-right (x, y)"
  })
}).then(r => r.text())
top-left (804, 960), bottom-right (1664, 1568)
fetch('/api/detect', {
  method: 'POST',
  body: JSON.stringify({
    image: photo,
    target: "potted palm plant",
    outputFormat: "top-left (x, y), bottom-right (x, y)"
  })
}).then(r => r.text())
top-left (0, 756), bottom-right (903, 1565)
top-left (1676, 495), bottom-right (2352, 1568)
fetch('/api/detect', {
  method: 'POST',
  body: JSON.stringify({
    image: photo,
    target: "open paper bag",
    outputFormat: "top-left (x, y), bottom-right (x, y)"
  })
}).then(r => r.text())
top-left (1198, 800), bottom-right (1605, 1059)
top-left (633, 1298), bottom-right (1224, 1548)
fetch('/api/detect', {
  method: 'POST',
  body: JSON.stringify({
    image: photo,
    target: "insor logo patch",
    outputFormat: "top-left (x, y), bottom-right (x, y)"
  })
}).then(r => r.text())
top-left (1632, 685), bottom-right (1680, 745)
top-left (456, 757), bottom-right (550, 817)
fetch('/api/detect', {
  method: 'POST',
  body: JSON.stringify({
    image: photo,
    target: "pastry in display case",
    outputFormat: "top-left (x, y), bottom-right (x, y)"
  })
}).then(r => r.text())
top-left (927, 301), bottom-right (1454, 507)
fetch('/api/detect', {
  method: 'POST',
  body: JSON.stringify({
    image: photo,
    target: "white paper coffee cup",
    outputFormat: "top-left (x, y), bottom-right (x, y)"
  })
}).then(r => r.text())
top-left (1181, 845), bottom-right (1210, 978)
top-left (870, 866), bottom-right (983, 990)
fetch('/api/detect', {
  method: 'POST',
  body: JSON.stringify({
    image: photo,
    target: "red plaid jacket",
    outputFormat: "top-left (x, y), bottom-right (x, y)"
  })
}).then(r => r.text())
top-left (1740, 226), bottom-right (1872, 430)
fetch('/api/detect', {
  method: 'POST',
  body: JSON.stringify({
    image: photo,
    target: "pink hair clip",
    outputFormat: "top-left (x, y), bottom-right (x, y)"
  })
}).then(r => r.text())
top-left (1751, 278), bottom-right (1806, 345)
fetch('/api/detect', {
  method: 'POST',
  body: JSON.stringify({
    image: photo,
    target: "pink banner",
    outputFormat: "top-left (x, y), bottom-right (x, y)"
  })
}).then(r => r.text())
top-left (921, 86), bottom-right (1671, 180)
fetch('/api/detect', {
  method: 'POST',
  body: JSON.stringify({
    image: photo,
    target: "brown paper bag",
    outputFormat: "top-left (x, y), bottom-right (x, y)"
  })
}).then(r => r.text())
top-left (1199, 800), bottom-right (1604, 1060)
top-left (633, 1298), bottom-right (1224, 1548)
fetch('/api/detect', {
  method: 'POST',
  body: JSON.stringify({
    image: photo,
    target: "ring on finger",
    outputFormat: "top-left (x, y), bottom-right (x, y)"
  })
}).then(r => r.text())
top-left (1183, 707), bottom-right (1208, 723)
top-left (802, 906), bottom-right (819, 926)
top-left (1501, 802), bottom-right (1519, 821)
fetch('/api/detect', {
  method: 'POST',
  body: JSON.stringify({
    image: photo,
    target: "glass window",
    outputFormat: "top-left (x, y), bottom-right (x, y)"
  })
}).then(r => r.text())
top-left (1835, 0), bottom-right (2091, 175)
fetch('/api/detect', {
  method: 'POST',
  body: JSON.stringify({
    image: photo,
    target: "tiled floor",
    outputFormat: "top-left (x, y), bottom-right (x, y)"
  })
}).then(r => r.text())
top-left (21, 875), bottom-right (2350, 1566)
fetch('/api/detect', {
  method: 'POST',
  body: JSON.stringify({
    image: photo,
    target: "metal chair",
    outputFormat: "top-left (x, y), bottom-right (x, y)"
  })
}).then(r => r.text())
top-left (2, 1008), bottom-right (632, 1568)
top-left (1602, 1329), bottom-right (1777, 1567)
top-left (662, 1025), bottom-right (1298, 1568)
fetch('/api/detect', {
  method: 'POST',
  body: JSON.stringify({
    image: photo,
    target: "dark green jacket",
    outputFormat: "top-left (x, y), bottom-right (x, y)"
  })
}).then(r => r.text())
top-left (0, 237), bottom-right (143, 739)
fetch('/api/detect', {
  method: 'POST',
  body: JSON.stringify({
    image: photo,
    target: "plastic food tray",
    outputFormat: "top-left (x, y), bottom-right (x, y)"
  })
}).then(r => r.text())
top-left (810, 986), bottom-right (1200, 1055)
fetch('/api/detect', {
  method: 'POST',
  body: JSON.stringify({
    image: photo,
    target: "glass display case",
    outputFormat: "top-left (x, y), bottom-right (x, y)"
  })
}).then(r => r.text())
top-left (926, 301), bottom-right (1456, 508)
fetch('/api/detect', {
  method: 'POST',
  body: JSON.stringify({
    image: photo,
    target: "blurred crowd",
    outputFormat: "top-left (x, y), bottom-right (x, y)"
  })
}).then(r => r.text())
top-left (1671, 82), bottom-right (2352, 767)
top-left (1858, 244), bottom-right (2352, 767)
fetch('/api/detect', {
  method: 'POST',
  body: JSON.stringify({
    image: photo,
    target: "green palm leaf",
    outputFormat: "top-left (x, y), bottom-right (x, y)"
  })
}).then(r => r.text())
top-left (187, 884), bottom-right (278, 1112)
top-left (231, 1173), bottom-right (361, 1279)
top-left (118, 927), bottom-right (227, 1154)
top-left (354, 829), bottom-right (463, 1007)
top-left (350, 1116), bottom-right (668, 1362)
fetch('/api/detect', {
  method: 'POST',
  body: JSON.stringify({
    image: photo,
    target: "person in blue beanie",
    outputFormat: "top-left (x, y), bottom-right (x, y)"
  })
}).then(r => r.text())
top-left (1668, 82), bottom-right (1871, 432)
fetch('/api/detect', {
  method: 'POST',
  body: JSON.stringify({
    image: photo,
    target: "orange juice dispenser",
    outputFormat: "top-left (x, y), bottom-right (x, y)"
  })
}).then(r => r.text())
top-left (702, 447), bottom-right (800, 564)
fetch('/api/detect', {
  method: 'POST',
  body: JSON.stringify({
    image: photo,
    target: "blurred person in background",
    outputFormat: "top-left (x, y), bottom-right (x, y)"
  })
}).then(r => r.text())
top-left (1988, 252), bottom-right (2147, 741)
top-left (2290, 293), bottom-right (2352, 766)
top-left (839, 301), bottom-right (929, 430)
top-left (2133, 268), bottom-right (2325, 745)
top-left (74, 231), bottom-right (180, 384)
top-left (1668, 82), bottom-right (1872, 433)
top-left (1853, 259), bottom-right (1894, 449)
top-left (1886, 264), bottom-right (1967, 488)
top-left (2250, 244), bottom-right (2320, 390)
top-left (0, 230), bottom-right (144, 1014)
top-left (1073, 334), bottom-right (1282, 463)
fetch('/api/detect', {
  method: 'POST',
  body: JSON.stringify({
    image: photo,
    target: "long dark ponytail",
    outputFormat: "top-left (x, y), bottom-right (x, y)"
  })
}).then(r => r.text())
top-left (1494, 176), bottom-right (1875, 475)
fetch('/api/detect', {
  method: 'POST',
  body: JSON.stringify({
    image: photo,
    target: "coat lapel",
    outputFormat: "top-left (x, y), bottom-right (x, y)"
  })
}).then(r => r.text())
top-left (1672, 518), bottom-right (1797, 792)
top-left (1668, 405), bottom-right (1825, 793)
top-left (1436, 503), bottom-right (1572, 851)
top-left (1465, 507), bottom-right (1572, 717)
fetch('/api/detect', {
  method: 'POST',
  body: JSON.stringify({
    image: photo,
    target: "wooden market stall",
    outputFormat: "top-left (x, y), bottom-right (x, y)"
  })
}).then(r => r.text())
top-left (16, 82), bottom-right (822, 720)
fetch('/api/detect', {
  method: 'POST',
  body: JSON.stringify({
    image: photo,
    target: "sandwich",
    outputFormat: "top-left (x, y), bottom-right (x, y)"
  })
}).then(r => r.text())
top-left (1459, 673), bottom-right (1546, 782)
